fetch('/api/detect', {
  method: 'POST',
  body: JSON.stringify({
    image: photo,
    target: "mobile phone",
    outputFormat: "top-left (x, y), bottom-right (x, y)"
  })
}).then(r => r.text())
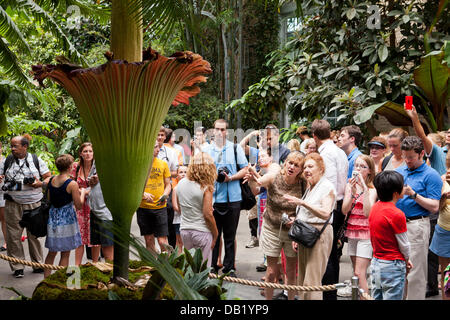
top-left (352, 171), bottom-right (359, 182)
top-left (405, 96), bottom-right (413, 110)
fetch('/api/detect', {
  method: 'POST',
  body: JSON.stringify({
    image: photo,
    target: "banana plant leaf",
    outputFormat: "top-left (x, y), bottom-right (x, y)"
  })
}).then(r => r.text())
top-left (354, 100), bottom-right (429, 132)
top-left (31, 48), bottom-right (211, 279)
top-left (413, 50), bottom-right (449, 130)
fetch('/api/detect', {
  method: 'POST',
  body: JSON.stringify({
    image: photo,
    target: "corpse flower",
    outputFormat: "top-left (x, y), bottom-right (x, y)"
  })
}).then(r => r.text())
top-left (32, 48), bottom-right (211, 280)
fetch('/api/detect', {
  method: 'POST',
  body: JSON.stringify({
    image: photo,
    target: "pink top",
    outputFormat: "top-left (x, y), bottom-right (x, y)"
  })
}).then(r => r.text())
top-left (345, 192), bottom-right (370, 240)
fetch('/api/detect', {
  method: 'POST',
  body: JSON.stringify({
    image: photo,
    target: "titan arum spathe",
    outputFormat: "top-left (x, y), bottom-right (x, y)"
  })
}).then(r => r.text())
top-left (32, 48), bottom-right (211, 279)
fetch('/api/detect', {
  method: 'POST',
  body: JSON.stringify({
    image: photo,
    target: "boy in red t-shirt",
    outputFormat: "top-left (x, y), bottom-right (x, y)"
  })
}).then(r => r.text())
top-left (369, 170), bottom-right (413, 300)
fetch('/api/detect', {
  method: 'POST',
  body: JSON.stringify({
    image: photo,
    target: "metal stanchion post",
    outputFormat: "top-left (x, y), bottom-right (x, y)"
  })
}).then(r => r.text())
top-left (351, 276), bottom-right (359, 300)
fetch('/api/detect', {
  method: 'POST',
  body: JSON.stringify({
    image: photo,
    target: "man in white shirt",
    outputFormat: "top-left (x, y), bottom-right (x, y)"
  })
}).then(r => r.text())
top-left (311, 119), bottom-right (348, 300)
top-left (156, 126), bottom-right (181, 251)
top-left (0, 135), bottom-right (51, 278)
top-left (157, 126), bottom-right (180, 178)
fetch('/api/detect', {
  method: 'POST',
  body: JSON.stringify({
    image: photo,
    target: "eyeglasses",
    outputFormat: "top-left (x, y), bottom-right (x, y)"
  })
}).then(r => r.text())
top-left (354, 164), bottom-right (369, 169)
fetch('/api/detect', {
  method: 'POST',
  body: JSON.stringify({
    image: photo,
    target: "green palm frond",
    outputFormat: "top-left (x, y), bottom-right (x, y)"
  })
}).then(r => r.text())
top-left (0, 36), bottom-right (29, 86)
top-left (33, 0), bottom-right (111, 24)
top-left (127, 0), bottom-right (197, 43)
top-left (15, 0), bottom-right (88, 66)
top-left (0, 5), bottom-right (31, 54)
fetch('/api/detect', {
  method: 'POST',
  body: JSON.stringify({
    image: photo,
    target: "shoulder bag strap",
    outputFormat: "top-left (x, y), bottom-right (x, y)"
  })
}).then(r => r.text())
top-left (44, 176), bottom-right (54, 201)
top-left (341, 190), bottom-right (365, 228)
top-left (381, 153), bottom-right (393, 171)
top-left (317, 211), bottom-right (333, 236)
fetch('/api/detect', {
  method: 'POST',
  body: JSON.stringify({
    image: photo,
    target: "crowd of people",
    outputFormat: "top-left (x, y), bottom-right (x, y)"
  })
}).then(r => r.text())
top-left (0, 106), bottom-right (449, 301)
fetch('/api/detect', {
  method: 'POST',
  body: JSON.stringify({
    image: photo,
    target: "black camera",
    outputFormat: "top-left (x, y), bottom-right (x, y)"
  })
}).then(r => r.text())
top-left (2, 179), bottom-right (22, 191)
top-left (217, 167), bottom-right (230, 183)
top-left (23, 177), bottom-right (35, 185)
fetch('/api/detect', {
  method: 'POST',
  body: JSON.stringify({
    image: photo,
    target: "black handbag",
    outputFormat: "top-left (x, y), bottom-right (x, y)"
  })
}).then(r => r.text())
top-left (19, 178), bottom-right (52, 238)
top-left (288, 214), bottom-right (332, 248)
top-left (233, 144), bottom-right (256, 210)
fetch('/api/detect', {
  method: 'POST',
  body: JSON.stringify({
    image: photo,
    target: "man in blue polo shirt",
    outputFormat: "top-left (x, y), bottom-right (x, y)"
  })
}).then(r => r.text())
top-left (395, 136), bottom-right (442, 300)
top-left (405, 105), bottom-right (446, 297)
top-left (337, 125), bottom-right (362, 179)
top-left (203, 119), bottom-right (248, 277)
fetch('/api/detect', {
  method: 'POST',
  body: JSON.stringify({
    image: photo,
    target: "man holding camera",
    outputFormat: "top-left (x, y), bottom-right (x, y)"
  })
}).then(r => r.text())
top-left (202, 119), bottom-right (248, 277)
top-left (0, 135), bottom-right (50, 278)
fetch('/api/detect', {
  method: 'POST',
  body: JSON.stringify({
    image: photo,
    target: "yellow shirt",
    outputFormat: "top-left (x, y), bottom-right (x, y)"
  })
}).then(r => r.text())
top-left (439, 181), bottom-right (450, 231)
top-left (140, 158), bottom-right (171, 210)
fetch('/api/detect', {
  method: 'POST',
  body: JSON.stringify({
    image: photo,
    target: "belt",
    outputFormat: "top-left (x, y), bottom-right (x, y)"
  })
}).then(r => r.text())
top-left (406, 215), bottom-right (428, 222)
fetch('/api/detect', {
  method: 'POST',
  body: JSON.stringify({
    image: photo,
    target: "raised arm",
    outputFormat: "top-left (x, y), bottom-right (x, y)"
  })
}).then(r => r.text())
top-left (405, 105), bottom-right (433, 155)
top-left (240, 130), bottom-right (259, 156)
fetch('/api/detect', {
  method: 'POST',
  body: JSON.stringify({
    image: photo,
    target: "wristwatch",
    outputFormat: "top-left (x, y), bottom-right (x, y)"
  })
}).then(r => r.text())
top-left (410, 192), bottom-right (417, 199)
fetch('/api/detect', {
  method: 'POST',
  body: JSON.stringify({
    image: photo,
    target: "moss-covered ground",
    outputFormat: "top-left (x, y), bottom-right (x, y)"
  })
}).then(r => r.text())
top-left (31, 260), bottom-right (174, 300)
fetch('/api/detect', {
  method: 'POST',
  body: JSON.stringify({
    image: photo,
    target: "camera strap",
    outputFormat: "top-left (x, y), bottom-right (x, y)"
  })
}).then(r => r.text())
top-left (213, 144), bottom-right (230, 206)
top-left (3, 153), bottom-right (41, 178)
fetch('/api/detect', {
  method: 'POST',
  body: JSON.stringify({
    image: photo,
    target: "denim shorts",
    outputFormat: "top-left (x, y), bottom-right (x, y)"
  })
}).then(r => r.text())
top-left (90, 214), bottom-right (114, 246)
top-left (370, 257), bottom-right (406, 300)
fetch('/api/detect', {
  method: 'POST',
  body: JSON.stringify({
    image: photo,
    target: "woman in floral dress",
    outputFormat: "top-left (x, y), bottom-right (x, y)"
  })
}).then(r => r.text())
top-left (70, 142), bottom-right (98, 265)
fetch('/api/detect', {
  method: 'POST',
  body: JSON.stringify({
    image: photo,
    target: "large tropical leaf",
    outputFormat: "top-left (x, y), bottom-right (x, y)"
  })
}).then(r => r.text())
top-left (127, 0), bottom-right (191, 38)
top-left (413, 50), bottom-right (449, 130)
top-left (0, 36), bottom-right (29, 85)
top-left (33, 0), bottom-right (110, 23)
top-left (413, 50), bottom-right (449, 111)
top-left (0, 5), bottom-right (31, 53)
top-left (13, 0), bottom-right (87, 65)
top-left (354, 100), bottom-right (429, 131)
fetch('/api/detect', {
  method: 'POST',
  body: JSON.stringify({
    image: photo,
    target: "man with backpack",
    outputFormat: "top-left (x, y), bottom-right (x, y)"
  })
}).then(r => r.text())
top-left (0, 135), bottom-right (50, 278)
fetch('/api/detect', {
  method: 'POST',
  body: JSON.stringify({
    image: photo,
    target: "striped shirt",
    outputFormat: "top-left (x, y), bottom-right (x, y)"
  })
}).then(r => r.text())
top-left (0, 153), bottom-right (49, 204)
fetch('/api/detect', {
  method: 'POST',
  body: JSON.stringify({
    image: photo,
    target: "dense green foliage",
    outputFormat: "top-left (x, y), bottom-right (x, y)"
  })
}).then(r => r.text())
top-left (229, 0), bottom-right (449, 133)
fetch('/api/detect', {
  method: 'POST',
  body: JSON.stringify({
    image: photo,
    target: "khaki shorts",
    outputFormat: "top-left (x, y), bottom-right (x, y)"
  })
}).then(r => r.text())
top-left (260, 220), bottom-right (297, 258)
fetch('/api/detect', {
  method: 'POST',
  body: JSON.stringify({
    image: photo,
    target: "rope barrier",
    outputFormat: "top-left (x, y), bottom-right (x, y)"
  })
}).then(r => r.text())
top-left (208, 272), bottom-right (338, 292)
top-left (0, 253), bottom-right (373, 299)
top-left (0, 254), bottom-right (64, 271)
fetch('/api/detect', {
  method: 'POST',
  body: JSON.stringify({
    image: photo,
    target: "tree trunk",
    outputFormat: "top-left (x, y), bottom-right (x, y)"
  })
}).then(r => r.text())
top-left (111, 0), bottom-right (143, 62)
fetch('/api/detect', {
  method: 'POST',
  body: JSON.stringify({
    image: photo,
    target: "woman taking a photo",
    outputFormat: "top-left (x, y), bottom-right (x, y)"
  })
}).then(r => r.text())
top-left (246, 151), bottom-right (305, 300)
top-left (283, 153), bottom-right (336, 300)
top-left (173, 152), bottom-right (218, 268)
top-left (340, 154), bottom-right (377, 296)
